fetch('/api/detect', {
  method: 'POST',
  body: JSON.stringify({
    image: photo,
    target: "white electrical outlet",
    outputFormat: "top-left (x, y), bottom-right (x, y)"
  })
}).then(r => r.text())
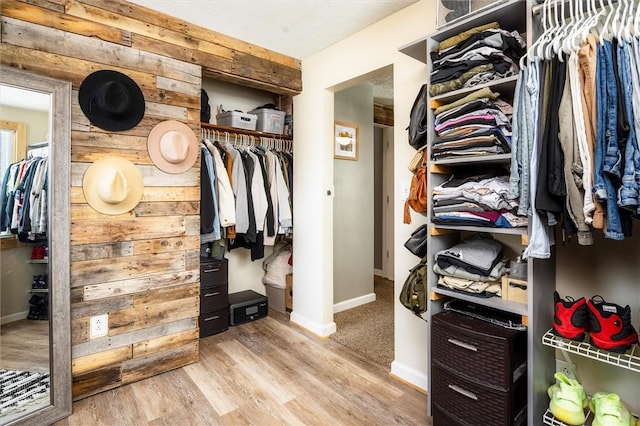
top-left (556, 359), bottom-right (577, 378)
top-left (90, 314), bottom-right (108, 339)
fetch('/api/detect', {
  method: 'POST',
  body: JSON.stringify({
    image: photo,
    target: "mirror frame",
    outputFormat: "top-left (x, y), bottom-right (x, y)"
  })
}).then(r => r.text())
top-left (1, 65), bottom-right (72, 425)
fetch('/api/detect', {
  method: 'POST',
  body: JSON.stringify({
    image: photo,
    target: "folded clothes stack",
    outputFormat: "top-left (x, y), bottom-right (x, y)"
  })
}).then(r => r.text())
top-left (432, 168), bottom-right (527, 228)
top-left (433, 234), bottom-right (507, 298)
top-left (432, 86), bottom-right (514, 160)
top-left (429, 21), bottom-right (526, 97)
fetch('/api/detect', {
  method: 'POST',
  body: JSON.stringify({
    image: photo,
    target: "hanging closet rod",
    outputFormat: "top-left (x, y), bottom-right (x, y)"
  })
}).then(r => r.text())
top-left (201, 124), bottom-right (292, 152)
top-left (531, 0), bottom-right (618, 15)
top-left (201, 123), bottom-right (292, 141)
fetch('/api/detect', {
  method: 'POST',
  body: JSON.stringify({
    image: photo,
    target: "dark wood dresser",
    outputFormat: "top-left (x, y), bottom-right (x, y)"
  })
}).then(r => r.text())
top-left (431, 310), bottom-right (527, 426)
top-left (199, 257), bottom-right (229, 337)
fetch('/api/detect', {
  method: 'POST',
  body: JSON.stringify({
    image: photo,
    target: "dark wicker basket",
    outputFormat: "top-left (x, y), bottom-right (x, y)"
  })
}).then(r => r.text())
top-left (432, 365), bottom-right (527, 426)
top-left (432, 310), bottom-right (527, 391)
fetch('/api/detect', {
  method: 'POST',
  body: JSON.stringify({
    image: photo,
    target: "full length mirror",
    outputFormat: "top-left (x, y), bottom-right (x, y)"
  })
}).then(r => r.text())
top-left (0, 66), bottom-right (71, 425)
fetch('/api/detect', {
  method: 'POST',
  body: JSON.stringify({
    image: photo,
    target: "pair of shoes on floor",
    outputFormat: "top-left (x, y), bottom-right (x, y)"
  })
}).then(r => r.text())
top-left (590, 392), bottom-right (635, 426)
top-left (553, 292), bottom-right (638, 353)
top-left (548, 372), bottom-right (588, 425)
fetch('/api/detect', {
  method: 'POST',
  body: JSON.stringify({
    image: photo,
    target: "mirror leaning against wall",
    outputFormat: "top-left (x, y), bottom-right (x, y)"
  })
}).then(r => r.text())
top-left (0, 66), bottom-right (71, 425)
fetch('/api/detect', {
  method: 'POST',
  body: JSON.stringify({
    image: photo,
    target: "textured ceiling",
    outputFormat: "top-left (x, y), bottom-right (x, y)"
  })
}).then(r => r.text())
top-left (130, 0), bottom-right (415, 105)
top-left (129, 0), bottom-right (419, 60)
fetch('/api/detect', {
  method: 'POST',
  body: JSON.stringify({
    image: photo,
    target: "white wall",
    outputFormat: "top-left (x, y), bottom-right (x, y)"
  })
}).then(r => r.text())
top-left (292, 0), bottom-right (436, 389)
top-left (333, 84), bottom-right (374, 306)
top-left (202, 78), bottom-right (277, 123)
top-left (0, 105), bottom-right (49, 145)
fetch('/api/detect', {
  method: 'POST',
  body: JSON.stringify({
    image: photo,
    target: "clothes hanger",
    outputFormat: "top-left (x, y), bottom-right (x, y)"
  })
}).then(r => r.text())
top-left (620, 0), bottom-right (633, 41)
top-left (552, 0), bottom-right (571, 60)
top-left (610, 0), bottom-right (624, 40)
top-left (529, 0), bottom-right (553, 62)
top-left (599, 0), bottom-right (616, 43)
top-left (560, 0), bottom-right (580, 54)
top-left (634, 0), bottom-right (640, 35)
top-left (561, 0), bottom-right (585, 58)
top-left (544, 0), bottom-right (565, 59)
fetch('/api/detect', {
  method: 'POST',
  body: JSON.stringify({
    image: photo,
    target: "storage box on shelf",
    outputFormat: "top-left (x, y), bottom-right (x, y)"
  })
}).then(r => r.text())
top-left (248, 108), bottom-right (286, 134)
top-left (399, 0), bottom-right (557, 423)
top-left (215, 111), bottom-right (257, 131)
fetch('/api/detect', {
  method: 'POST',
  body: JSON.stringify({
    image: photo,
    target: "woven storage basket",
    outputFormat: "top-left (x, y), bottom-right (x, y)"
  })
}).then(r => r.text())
top-left (200, 258), bottom-right (228, 289)
top-left (432, 310), bottom-right (526, 391)
top-left (432, 365), bottom-right (527, 426)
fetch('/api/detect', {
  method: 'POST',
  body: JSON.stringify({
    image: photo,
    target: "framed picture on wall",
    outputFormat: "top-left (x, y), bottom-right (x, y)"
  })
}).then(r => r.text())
top-left (334, 121), bottom-right (358, 161)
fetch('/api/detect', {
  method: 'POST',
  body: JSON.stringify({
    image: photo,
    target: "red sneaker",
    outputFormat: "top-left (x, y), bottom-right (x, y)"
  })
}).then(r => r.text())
top-left (553, 291), bottom-right (588, 341)
top-left (587, 296), bottom-right (638, 353)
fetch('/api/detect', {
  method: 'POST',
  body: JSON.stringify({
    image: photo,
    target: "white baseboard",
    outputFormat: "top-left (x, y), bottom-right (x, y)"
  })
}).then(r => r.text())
top-left (333, 292), bottom-right (376, 314)
top-left (390, 360), bottom-right (428, 392)
top-left (290, 311), bottom-right (336, 337)
top-left (374, 268), bottom-right (384, 277)
top-left (1, 311), bottom-right (28, 325)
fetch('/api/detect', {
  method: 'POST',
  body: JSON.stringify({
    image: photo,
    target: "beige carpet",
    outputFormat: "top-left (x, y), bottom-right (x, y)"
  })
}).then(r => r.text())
top-left (332, 276), bottom-right (394, 367)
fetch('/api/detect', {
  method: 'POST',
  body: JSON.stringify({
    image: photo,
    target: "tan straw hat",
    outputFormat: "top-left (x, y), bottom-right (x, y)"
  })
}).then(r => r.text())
top-left (83, 157), bottom-right (144, 215)
top-left (147, 120), bottom-right (199, 174)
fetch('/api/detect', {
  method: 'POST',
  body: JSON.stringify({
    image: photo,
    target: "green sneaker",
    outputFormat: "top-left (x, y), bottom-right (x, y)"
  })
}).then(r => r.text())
top-left (590, 392), bottom-right (634, 426)
top-left (547, 372), bottom-right (589, 408)
top-left (548, 372), bottom-right (587, 425)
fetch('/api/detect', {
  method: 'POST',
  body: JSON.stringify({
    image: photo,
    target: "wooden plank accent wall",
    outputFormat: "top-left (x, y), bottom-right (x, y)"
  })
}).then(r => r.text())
top-left (0, 0), bottom-right (302, 401)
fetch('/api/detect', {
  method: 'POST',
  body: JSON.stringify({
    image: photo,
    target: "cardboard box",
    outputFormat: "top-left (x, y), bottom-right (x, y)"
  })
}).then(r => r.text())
top-left (502, 276), bottom-right (528, 305)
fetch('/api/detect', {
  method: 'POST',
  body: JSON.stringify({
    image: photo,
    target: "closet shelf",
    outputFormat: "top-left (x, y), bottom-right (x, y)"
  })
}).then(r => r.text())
top-left (543, 408), bottom-right (592, 426)
top-left (201, 123), bottom-right (292, 140)
top-left (431, 153), bottom-right (512, 167)
top-left (542, 330), bottom-right (640, 373)
top-left (431, 287), bottom-right (528, 316)
top-left (430, 224), bottom-right (528, 236)
top-left (28, 289), bottom-right (49, 293)
top-left (27, 259), bottom-right (48, 264)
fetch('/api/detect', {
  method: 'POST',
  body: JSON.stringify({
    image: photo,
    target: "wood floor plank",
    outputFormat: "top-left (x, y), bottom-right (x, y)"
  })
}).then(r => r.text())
top-left (182, 354), bottom-right (239, 416)
top-left (130, 368), bottom-right (220, 424)
top-left (54, 314), bottom-right (430, 426)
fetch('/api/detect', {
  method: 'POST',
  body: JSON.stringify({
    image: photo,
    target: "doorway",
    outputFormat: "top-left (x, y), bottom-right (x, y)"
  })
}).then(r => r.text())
top-left (331, 68), bottom-right (395, 367)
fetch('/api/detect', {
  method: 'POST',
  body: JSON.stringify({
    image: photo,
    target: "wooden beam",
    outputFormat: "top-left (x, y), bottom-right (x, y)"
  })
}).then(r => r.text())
top-left (374, 103), bottom-right (394, 126)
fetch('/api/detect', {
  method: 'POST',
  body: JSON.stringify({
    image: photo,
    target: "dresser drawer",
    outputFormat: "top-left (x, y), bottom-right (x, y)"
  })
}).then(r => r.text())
top-left (432, 310), bottom-right (526, 391)
top-left (200, 283), bottom-right (228, 314)
top-left (199, 307), bottom-right (229, 337)
top-left (432, 365), bottom-right (527, 426)
top-left (201, 258), bottom-right (228, 289)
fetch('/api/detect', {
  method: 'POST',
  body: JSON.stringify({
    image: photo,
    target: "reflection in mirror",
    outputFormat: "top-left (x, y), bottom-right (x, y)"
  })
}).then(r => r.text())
top-left (0, 66), bottom-right (71, 425)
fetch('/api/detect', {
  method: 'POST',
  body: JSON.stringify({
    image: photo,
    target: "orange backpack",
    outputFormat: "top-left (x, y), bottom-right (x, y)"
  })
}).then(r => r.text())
top-left (403, 149), bottom-right (428, 224)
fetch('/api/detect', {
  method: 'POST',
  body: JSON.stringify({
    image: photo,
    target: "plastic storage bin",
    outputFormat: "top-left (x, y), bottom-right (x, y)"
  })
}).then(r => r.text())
top-left (248, 108), bottom-right (286, 134)
top-left (216, 111), bottom-right (257, 131)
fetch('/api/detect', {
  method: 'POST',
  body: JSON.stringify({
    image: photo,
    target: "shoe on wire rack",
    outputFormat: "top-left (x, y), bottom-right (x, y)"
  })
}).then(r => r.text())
top-left (590, 392), bottom-right (634, 426)
top-left (547, 372), bottom-right (587, 425)
top-left (587, 296), bottom-right (638, 353)
top-left (553, 291), bottom-right (589, 341)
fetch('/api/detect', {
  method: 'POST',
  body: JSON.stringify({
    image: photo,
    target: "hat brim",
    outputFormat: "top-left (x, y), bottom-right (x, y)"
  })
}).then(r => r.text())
top-left (79, 70), bottom-right (145, 132)
top-left (147, 120), bottom-right (199, 174)
top-left (83, 157), bottom-right (144, 215)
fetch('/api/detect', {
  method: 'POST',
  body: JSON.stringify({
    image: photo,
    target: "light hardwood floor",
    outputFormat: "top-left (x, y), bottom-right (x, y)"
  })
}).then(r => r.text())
top-left (0, 319), bottom-right (49, 373)
top-left (55, 311), bottom-right (430, 425)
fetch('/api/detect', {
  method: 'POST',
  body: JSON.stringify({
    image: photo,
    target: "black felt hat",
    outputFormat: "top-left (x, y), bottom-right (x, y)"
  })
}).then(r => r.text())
top-left (78, 70), bottom-right (145, 131)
